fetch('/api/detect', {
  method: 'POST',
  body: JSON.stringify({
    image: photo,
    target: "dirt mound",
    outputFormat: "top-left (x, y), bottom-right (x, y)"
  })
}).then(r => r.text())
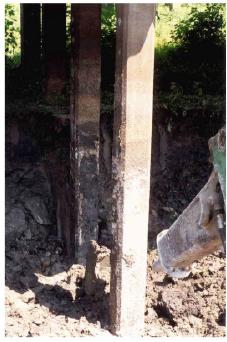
top-left (145, 250), bottom-right (225, 337)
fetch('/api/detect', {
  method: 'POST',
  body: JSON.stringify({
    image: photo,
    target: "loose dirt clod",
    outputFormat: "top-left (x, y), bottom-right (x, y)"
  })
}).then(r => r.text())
top-left (84, 240), bottom-right (110, 297)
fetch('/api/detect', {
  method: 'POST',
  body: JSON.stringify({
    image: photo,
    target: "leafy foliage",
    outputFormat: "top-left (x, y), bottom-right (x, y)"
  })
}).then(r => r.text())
top-left (5, 4), bottom-right (20, 60)
top-left (101, 4), bottom-right (116, 91)
top-left (101, 4), bottom-right (116, 39)
top-left (154, 3), bottom-right (226, 124)
top-left (155, 4), bottom-right (191, 46)
top-left (172, 4), bottom-right (225, 49)
top-left (66, 3), bottom-right (71, 49)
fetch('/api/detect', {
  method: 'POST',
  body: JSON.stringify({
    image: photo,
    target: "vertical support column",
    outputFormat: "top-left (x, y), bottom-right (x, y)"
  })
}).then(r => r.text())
top-left (110, 4), bottom-right (155, 336)
top-left (70, 4), bottom-right (101, 264)
top-left (20, 4), bottom-right (41, 75)
top-left (42, 4), bottom-right (66, 99)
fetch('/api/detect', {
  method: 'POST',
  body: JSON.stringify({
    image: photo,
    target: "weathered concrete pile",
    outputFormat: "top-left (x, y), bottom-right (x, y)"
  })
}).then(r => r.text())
top-left (6, 1), bottom-right (226, 335)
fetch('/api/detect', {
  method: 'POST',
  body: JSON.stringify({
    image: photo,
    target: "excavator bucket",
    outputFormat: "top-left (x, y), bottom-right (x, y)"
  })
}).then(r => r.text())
top-left (153, 127), bottom-right (226, 279)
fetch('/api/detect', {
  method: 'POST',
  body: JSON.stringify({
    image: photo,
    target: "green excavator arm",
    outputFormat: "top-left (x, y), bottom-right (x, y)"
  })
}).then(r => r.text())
top-left (209, 127), bottom-right (226, 203)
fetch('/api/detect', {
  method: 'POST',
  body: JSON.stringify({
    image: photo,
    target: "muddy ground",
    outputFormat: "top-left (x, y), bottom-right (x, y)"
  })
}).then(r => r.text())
top-left (5, 107), bottom-right (226, 337)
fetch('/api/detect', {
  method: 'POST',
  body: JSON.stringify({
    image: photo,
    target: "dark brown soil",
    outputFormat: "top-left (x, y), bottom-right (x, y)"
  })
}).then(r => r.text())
top-left (5, 107), bottom-right (226, 337)
top-left (145, 250), bottom-right (225, 337)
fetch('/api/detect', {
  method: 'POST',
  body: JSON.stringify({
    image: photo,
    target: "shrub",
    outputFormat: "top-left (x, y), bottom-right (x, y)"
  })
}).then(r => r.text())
top-left (172, 4), bottom-right (226, 50)
top-left (154, 4), bottom-right (226, 115)
top-left (5, 4), bottom-right (20, 68)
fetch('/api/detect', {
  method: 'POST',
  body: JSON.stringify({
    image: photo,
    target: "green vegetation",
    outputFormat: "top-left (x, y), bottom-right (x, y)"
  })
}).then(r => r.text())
top-left (154, 3), bottom-right (226, 126)
top-left (5, 3), bottom-right (226, 126)
top-left (155, 3), bottom-right (192, 46)
top-left (101, 4), bottom-right (116, 88)
top-left (5, 4), bottom-right (20, 67)
top-left (66, 4), bottom-right (71, 49)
